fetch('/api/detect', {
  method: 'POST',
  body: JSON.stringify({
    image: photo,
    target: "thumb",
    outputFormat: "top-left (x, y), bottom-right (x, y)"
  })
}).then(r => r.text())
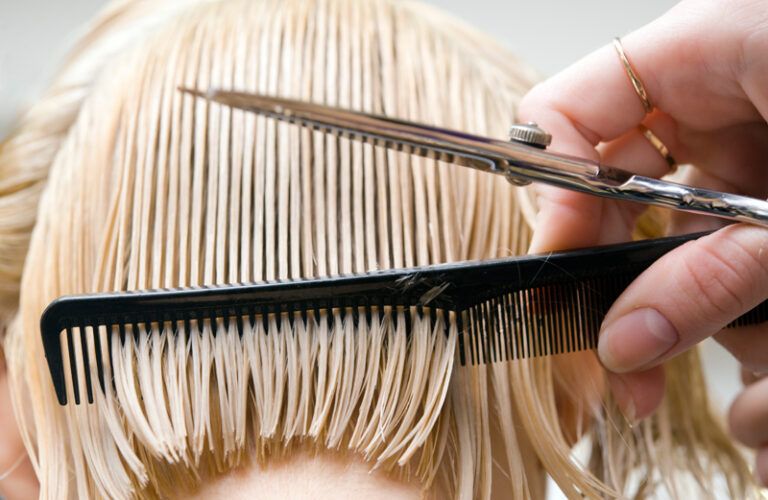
top-left (598, 224), bottom-right (768, 373)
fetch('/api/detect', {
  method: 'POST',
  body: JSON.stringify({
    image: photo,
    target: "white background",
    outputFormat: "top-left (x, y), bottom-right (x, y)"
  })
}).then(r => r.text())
top-left (0, 0), bottom-right (741, 463)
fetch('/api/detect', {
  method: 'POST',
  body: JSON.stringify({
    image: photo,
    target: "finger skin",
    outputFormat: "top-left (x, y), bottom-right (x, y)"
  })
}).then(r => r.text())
top-left (598, 112), bottom-right (681, 179)
top-left (599, 225), bottom-right (768, 373)
top-left (740, 366), bottom-right (767, 386)
top-left (757, 447), bottom-right (768, 487)
top-left (729, 377), bottom-right (768, 448)
top-left (606, 367), bottom-right (665, 421)
top-left (716, 324), bottom-right (768, 374)
top-left (676, 122), bottom-right (768, 199)
top-left (741, 367), bottom-right (756, 386)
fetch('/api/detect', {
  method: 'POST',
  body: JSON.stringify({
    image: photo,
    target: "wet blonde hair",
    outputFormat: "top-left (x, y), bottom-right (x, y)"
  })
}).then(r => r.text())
top-left (1, 0), bottom-right (755, 498)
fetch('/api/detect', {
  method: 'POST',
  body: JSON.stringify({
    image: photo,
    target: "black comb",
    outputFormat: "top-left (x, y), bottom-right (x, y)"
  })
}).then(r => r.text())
top-left (41, 231), bottom-right (768, 405)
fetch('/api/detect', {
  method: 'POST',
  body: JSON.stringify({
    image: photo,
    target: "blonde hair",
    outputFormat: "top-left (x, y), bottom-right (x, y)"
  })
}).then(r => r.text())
top-left (1, 0), bottom-right (755, 498)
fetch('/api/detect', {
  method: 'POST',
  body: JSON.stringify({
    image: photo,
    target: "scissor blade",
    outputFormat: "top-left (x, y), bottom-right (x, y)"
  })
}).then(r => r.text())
top-left (181, 87), bottom-right (521, 175)
top-left (180, 88), bottom-right (768, 229)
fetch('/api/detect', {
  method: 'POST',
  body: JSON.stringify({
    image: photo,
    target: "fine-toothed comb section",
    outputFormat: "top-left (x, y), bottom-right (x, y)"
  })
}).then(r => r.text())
top-left (41, 231), bottom-right (768, 405)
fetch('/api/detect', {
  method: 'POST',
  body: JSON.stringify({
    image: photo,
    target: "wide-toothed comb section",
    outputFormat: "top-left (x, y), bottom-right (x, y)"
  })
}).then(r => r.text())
top-left (65, 326), bottom-right (80, 405)
top-left (77, 323), bottom-right (95, 404)
top-left (49, 303), bottom-right (450, 405)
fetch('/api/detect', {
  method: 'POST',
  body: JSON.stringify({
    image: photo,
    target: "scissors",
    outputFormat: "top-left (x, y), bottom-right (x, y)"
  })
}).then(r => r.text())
top-left (182, 88), bottom-right (768, 228)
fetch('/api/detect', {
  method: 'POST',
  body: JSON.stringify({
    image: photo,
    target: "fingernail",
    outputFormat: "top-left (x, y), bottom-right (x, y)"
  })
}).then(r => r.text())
top-left (598, 308), bottom-right (678, 372)
top-left (607, 374), bottom-right (637, 425)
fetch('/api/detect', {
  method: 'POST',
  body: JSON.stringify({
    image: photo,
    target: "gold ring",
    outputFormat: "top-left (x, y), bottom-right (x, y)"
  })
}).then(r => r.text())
top-left (613, 37), bottom-right (653, 114)
top-left (638, 124), bottom-right (676, 171)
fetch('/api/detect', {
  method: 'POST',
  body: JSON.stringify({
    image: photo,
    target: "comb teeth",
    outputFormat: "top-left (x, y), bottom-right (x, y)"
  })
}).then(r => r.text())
top-left (47, 307), bottom-right (457, 405)
top-left (41, 231), bottom-right (768, 405)
top-left (44, 276), bottom-right (768, 406)
top-left (460, 275), bottom-right (628, 365)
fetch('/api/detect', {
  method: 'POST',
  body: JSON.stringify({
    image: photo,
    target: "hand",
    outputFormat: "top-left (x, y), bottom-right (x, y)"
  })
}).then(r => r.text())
top-left (518, 0), bottom-right (768, 484)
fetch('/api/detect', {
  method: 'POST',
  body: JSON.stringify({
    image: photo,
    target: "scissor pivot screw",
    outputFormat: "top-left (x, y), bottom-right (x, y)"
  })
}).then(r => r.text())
top-left (508, 122), bottom-right (552, 149)
top-left (504, 171), bottom-right (532, 187)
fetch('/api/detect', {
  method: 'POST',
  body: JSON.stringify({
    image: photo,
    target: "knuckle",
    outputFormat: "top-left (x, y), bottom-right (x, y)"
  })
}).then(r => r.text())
top-left (675, 229), bottom-right (768, 326)
top-left (517, 83), bottom-right (551, 116)
top-left (720, 228), bottom-right (768, 297)
top-left (678, 242), bottom-right (748, 323)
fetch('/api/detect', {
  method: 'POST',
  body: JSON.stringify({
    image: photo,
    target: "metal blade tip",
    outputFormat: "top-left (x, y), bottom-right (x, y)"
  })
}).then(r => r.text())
top-left (177, 86), bottom-right (217, 100)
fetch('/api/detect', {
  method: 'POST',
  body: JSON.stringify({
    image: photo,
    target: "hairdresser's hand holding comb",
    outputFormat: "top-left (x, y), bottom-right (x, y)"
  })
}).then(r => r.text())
top-left (519, 0), bottom-right (768, 483)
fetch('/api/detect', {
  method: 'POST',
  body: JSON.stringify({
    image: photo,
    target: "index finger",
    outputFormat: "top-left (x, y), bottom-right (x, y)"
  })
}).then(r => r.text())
top-left (519, 38), bottom-right (653, 156)
top-left (518, 29), bottom-right (668, 252)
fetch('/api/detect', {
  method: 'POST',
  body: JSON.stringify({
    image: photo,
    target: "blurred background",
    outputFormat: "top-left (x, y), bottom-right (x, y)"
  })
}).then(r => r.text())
top-left (0, 0), bottom-right (737, 438)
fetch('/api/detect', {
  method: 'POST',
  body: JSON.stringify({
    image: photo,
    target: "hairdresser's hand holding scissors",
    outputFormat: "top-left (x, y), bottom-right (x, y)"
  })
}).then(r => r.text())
top-left (519, 0), bottom-right (768, 483)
